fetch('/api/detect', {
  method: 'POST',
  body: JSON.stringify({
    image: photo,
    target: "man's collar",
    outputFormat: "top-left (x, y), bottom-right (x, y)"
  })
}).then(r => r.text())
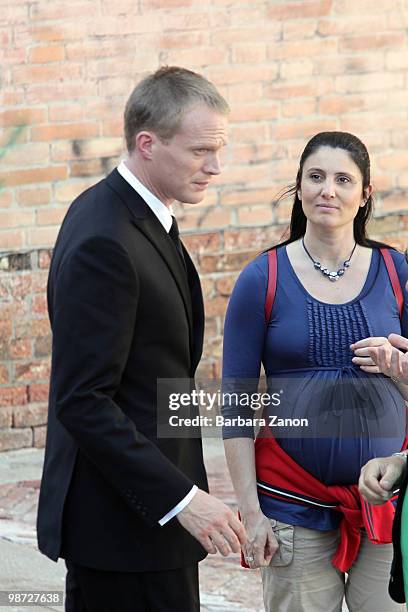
top-left (117, 160), bottom-right (173, 233)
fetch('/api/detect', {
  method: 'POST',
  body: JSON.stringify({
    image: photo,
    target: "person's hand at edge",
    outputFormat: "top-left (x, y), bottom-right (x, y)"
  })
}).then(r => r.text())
top-left (359, 455), bottom-right (406, 505)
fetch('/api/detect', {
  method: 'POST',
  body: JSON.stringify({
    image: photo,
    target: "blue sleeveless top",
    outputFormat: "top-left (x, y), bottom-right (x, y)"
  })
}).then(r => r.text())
top-left (222, 247), bottom-right (408, 530)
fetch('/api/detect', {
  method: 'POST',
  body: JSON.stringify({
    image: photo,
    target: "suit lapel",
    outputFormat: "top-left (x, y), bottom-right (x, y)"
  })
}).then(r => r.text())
top-left (106, 169), bottom-right (194, 344)
top-left (183, 247), bottom-right (204, 373)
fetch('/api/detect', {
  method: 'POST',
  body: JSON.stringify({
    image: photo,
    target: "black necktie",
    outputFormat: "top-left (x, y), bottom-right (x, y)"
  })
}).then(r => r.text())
top-left (169, 217), bottom-right (186, 269)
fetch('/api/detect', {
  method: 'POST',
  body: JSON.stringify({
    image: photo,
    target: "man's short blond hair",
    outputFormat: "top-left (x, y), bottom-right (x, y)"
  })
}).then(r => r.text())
top-left (124, 66), bottom-right (229, 152)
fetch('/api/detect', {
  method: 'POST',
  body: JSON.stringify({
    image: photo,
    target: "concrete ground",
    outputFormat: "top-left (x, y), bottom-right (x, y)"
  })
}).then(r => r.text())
top-left (0, 439), bottom-right (348, 611)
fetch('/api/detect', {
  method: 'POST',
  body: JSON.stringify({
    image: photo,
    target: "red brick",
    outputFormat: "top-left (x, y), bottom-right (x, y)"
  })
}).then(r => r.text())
top-left (9, 274), bottom-right (32, 298)
top-left (0, 428), bottom-right (32, 452)
top-left (212, 25), bottom-right (281, 46)
top-left (379, 193), bottom-right (408, 213)
top-left (14, 360), bottom-right (51, 383)
top-left (13, 403), bottom-right (48, 427)
top-left (36, 206), bottom-right (69, 226)
top-left (25, 82), bottom-right (89, 104)
top-left (200, 251), bottom-right (258, 274)
top-left (34, 335), bottom-right (52, 358)
top-left (318, 15), bottom-right (386, 36)
top-left (182, 232), bottom-right (222, 255)
top-left (0, 108), bottom-right (47, 128)
top-left (29, 45), bottom-right (65, 63)
top-left (17, 187), bottom-right (51, 207)
top-left (0, 210), bottom-right (34, 229)
top-left (226, 83), bottom-right (264, 104)
top-left (31, 122), bottom-right (99, 142)
top-left (340, 33), bottom-right (406, 53)
top-left (208, 64), bottom-right (278, 85)
top-left (319, 96), bottom-right (365, 115)
top-left (267, 0), bottom-right (332, 19)
top-left (238, 205), bottom-right (273, 227)
top-left (224, 227), bottom-right (282, 251)
top-left (71, 159), bottom-right (104, 177)
top-left (0, 166), bottom-right (67, 188)
top-left (200, 278), bottom-right (215, 300)
top-left (271, 119), bottom-right (337, 141)
top-left (54, 179), bottom-right (97, 204)
top-left (377, 153), bottom-right (407, 171)
top-left (340, 112), bottom-right (408, 133)
top-left (0, 190), bottom-right (13, 208)
top-left (14, 23), bottom-right (87, 46)
top-left (33, 425), bottom-right (47, 448)
top-left (335, 73), bottom-right (404, 94)
top-left (282, 99), bottom-right (317, 118)
top-left (229, 103), bottom-right (279, 123)
top-left (283, 20), bottom-right (317, 40)
top-left (29, 2), bottom-right (97, 20)
top-left (9, 338), bottom-right (33, 360)
top-left (102, 119), bottom-right (123, 137)
top-left (49, 104), bottom-right (83, 122)
top-left (30, 271), bottom-right (49, 293)
top-left (0, 364), bottom-right (9, 385)
top-left (28, 383), bottom-right (49, 403)
top-left (335, 0), bottom-right (392, 14)
top-left (0, 321), bottom-right (12, 359)
top-left (159, 31), bottom-right (209, 49)
top-left (15, 319), bottom-right (50, 340)
top-left (163, 47), bottom-right (228, 68)
top-left (13, 63), bottom-right (82, 86)
top-left (38, 250), bottom-right (52, 269)
top-left (215, 276), bottom-right (237, 297)
top-left (0, 386), bottom-right (28, 408)
top-left (26, 226), bottom-right (60, 248)
top-left (0, 406), bottom-right (12, 428)
top-left (32, 294), bottom-right (47, 315)
top-left (205, 296), bottom-right (229, 318)
top-left (88, 15), bottom-right (162, 36)
top-left (87, 55), bottom-right (158, 78)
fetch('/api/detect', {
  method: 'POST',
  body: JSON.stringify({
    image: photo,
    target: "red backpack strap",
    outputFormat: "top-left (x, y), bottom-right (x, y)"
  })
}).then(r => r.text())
top-left (265, 249), bottom-right (277, 324)
top-left (380, 248), bottom-right (404, 318)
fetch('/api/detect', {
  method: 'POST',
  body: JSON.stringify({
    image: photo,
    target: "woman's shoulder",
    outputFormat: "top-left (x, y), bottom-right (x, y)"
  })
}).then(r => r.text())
top-left (385, 248), bottom-right (408, 279)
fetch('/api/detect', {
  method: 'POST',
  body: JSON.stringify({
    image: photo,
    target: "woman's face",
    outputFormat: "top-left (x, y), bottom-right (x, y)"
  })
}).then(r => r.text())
top-left (298, 146), bottom-right (371, 231)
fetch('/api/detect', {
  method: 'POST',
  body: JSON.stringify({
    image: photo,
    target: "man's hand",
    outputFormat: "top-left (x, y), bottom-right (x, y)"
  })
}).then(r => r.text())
top-left (177, 489), bottom-right (247, 556)
top-left (351, 334), bottom-right (408, 383)
top-left (358, 455), bottom-right (406, 505)
top-left (240, 508), bottom-right (278, 569)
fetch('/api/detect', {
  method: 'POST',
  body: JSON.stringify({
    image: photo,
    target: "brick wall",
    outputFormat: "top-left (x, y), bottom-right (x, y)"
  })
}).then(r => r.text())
top-left (1, 0), bottom-right (407, 450)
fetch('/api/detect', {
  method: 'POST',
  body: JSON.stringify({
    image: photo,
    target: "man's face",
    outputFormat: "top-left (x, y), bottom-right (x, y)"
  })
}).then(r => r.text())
top-left (148, 104), bottom-right (228, 206)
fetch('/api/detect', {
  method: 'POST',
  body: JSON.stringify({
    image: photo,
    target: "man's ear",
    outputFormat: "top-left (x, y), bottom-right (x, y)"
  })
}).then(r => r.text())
top-left (135, 131), bottom-right (155, 160)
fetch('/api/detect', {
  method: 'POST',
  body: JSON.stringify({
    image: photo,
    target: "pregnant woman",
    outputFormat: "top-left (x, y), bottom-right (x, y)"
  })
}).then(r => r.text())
top-left (222, 131), bottom-right (408, 612)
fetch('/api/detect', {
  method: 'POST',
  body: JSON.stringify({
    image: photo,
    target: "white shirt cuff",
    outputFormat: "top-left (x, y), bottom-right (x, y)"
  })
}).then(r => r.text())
top-left (158, 485), bottom-right (198, 526)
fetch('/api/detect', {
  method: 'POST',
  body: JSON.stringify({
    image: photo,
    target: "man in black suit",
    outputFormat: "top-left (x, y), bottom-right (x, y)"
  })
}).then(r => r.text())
top-left (37, 66), bottom-right (246, 612)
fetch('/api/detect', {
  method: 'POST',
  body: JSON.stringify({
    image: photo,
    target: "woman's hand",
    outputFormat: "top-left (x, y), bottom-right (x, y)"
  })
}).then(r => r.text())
top-left (351, 335), bottom-right (408, 382)
top-left (240, 508), bottom-right (278, 569)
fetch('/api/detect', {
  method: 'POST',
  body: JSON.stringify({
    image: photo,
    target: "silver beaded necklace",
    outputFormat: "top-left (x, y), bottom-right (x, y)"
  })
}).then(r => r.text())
top-left (302, 238), bottom-right (357, 282)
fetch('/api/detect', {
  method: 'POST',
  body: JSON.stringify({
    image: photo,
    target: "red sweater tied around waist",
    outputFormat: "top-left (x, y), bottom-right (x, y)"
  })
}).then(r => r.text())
top-left (254, 435), bottom-right (405, 572)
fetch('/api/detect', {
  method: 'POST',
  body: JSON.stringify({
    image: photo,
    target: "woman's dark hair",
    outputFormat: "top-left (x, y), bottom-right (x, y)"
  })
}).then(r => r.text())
top-left (274, 131), bottom-right (388, 250)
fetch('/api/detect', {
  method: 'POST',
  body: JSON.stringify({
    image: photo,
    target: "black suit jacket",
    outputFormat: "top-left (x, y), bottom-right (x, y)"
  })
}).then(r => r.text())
top-left (37, 169), bottom-right (208, 571)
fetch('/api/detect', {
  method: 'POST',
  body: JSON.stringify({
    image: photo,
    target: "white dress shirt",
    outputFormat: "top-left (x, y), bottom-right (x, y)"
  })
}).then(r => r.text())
top-left (117, 161), bottom-right (198, 526)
